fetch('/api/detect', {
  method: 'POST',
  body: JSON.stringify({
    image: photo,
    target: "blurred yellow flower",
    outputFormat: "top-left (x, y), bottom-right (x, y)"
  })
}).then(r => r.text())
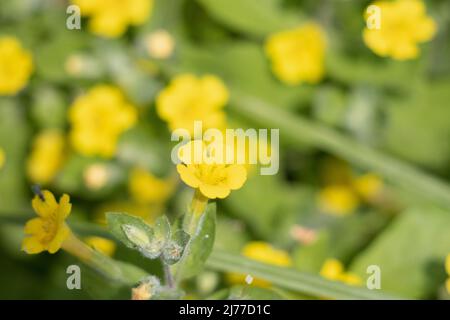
top-left (227, 241), bottom-right (292, 287)
top-left (353, 173), bottom-right (384, 201)
top-left (145, 29), bottom-right (175, 59)
top-left (72, 0), bottom-right (153, 38)
top-left (83, 163), bottom-right (110, 190)
top-left (265, 23), bottom-right (326, 85)
top-left (177, 141), bottom-right (247, 199)
top-left (85, 236), bottom-right (116, 257)
top-left (69, 85), bottom-right (137, 158)
top-left (446, 254), bottom-right (450, 294)
top-left (320, 258), bottom-right (362, 286)
top-left (27, 130), bottom-right (65, 184)
top-left (156, 74), bottom-right (228, 135)
top-left (129, 167), bottom-right (176, 204)
top-left (0, 147), bottom-right (5, 169)
top-left (363, 0), bottom-right (436, 60)
top-left (22, 190), bottom-right (72, 254)
top-left (0, 36), bottom-right (33, 95)
top-left (317, 185), bottom-right (359, 216)
top-left (95, 201), bottom-right (163, 224)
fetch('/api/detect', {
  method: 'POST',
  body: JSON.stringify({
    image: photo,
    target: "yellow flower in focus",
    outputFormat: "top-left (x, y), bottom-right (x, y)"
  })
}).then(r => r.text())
top-left (27, 130), bottom-right (65, 184)
top-left (72, 0), bottom-right (153, 38)
top-left (317, 185), bottom-right (359, 216)
top-left (265, 23), bottom-right (326, 85)
top-left (85, 236), bottom-right (116, 257)
top-left (353, 173), bottom-right (384, 201)
top-left (363, 0), bottom-right (436, 60)
top-left (22, 191), bottom-right (72, 254)
top-left (0, 148), bottom-right (5, 169)
top-left (129, 167), bottom-right (176, 204)
top-left (69, 85), bottom-right (137, 158)
top-left (227, 241), bottom-right (292, 287)
top-left (0, 36), bottom-right (33, 95)
top-left (176, 141), bottom-right (247, 199)
top-left (320, 258), bottom-right (362, 286)
top-left (156, 74), bottom-right (228, 135)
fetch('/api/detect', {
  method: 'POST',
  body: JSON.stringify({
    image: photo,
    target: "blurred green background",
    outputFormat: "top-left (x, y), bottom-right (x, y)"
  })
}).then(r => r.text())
top-left (0, 0), bottom-right (449, 299)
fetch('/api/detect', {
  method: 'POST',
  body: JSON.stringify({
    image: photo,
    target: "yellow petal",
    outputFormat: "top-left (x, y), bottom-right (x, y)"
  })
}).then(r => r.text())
top-left (31, 190), bottom-right (57, 217)
top-left (320, 259), bottom-right (344, 280)
top-left (177, 164), bottom-right (200, 188)
top-left (22, 236), bottom-right (45, 254)
top-left (226, 165), bottom-right (247, 190)
top-left (24, 218), bottom-right (44, 235)
top-left (47, 224), bottom-right (70, 254)
top-left (57, 194), bottom-right (72, 219)
top-left (199, 183), bottom-right (230, 199)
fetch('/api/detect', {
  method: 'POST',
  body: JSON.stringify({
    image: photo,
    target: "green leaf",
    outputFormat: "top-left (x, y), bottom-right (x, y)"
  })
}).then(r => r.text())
top-left (349, 207), bottom-right (450, 299)
top-left (174, 203), bottom-right (217, 281)
top-left (207, 249), bottom-right (402, 300)
top-left (106, 212), bottom-right (159, 258)
top-left (197, 0), bottom-right (301, 38)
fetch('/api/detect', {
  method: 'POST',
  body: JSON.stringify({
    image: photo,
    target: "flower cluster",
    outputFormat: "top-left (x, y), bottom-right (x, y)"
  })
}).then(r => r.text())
top-left (363, 0), bottom-right (436, 60)
top-left (128, 167), bottom-right (176, 204)
top-left (0, 36), bottom-right (33, 95)
top-left (72, 0), bottom-right (153, 38)
top-left (265, 23), bottom-right (326, 85)
top-left (69, 85), bottom-right (137, 158)
top-left (156, 74), bottom-right (229, 135)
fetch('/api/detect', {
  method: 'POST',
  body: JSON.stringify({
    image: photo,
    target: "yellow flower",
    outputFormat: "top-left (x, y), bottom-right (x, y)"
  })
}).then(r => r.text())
top-left (0, 147), bottom-right (5, 169)
top-left (265, 23), bottom-right (326, 85)
top-left (27, 130), bottom-right (66, 184)
top-left (320, 259), bottom-right (362, 286)
top-left (95, 201), bottom-right (163, 224)
top-left (128, 167), bottom-right (176, 204)
top-left (72, 0), bottom-right (153, 38)
top-left (446, 254), bottom-right (450, 294)
top-left (0, 36), bottom-right (33, 95)
top-left (353, 173), bottom-right (384, 201)
top-left (156, 74), bottom-right (228, 135)
top-left (69, 85), bottom-right (137, 158)
top-left (227, 241), bottom-right (292, 287)
top-left (317, 185), bottom-right (359, 216)
top-left (85, 236), bottom-right (116, 257)
top-left (83, 163), bottom-right (110, 190)
top-left (176, 141), bottom-right (247, 199)
top-left (363, 0), bottom-right (436, 60)
top-left (22, 190), bottom-right (72, 254)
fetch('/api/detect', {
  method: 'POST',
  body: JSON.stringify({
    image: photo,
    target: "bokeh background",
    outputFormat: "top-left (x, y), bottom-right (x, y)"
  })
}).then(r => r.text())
top-left (0, 0), bottom-right (449, 299)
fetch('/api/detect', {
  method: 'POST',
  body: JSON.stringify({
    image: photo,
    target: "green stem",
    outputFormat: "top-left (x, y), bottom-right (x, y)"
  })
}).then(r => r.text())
top-left (229, 92), bottom-right (450, 210)
top-left (162, 259), bottom-right (175, 288)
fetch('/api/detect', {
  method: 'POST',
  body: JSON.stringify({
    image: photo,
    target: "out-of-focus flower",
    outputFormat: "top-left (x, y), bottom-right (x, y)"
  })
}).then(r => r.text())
top-left (0, 36), bottom-right (33, 95)
top-left (156, 74), bottom-right (228, 135)
top-left (83, 163), bottom-right (110, 190)
top-left (85, 236), bottom-right (116, 257)
top-left (0, 147), bottom-right (5, 169)
top-left (22, 190), bottom-right (72, 254)
top-left (176, 141), bottom-right (247, 199)
top-left (265, 23), bottom-right (326, 85)
top-left (317, 185), bottom-right (359, 216)
top-left (290, 225), bottom-right (318, 245)
top-left (72, 0), bottom-right (153, 38)
top-left (128, 167), bottom-right (176, 204)
top-left (27, 130), bottom-right (65, 184)
top-left (227, 241), bottom-right (292, 287)
top-left (353, 173), bottom-right (384, 201)
top-left (363, 0), bottom-right (436, 60)
top-left (145, 29), bottom-right (175, 59)
top-left (95, 201), bottom-right (163, 224)
top-left (446, 254), bottom-right (450, 294)
top-left (320, 258), bottom-right (362, 286)
top-left (69, 85), bottom-right (137, 158)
